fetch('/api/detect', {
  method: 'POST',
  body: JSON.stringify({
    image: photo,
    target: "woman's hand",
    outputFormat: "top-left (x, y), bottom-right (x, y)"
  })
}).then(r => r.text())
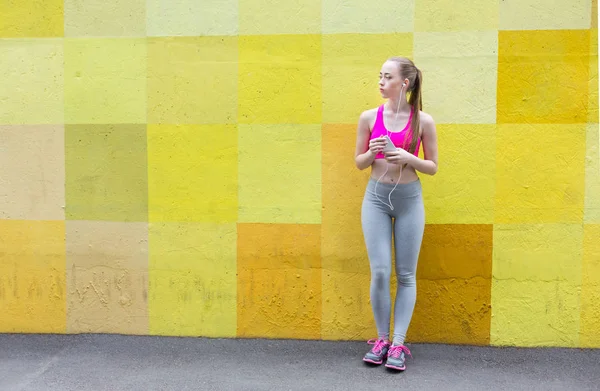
top-left (368, 136), bottom-right (387, 155)
top-left (384, 148), bottom-right (415, 166)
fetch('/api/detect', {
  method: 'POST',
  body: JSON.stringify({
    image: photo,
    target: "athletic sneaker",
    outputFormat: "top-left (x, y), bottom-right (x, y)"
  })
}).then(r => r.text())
top-left (362, 338), bottom-right (390, 365)
top-left (385, 344), bottom-right (412, 371)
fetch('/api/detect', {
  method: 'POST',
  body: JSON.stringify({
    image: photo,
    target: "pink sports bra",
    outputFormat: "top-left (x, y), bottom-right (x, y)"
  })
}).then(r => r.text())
top-left (369, 105), bottom-right (421, 159)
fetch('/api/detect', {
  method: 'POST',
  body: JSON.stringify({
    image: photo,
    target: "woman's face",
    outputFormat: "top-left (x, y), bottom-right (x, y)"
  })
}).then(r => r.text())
top-left (378, 61), bottom-right (404, 99)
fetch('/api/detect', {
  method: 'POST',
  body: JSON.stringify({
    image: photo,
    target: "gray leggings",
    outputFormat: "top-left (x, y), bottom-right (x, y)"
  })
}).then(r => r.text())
top-left (361, 177), bottom-right (425, 345)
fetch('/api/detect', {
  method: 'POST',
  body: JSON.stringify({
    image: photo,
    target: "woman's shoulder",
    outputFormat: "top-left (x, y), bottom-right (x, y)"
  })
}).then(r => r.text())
top-left (419, 110), bottom-right (434, 126)
top-left (358, 106), bottom-right (380, 128)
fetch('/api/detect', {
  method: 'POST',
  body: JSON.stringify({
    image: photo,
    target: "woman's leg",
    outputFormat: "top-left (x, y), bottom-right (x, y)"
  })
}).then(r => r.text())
top-left (361, 183), bottom-right (394, 341)
top-left (391, 191), bottom-right (425, 347)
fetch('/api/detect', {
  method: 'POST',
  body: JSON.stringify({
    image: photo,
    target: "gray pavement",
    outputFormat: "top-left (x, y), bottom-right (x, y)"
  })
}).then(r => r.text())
top-left (1, 333), bottom-right (598, 391)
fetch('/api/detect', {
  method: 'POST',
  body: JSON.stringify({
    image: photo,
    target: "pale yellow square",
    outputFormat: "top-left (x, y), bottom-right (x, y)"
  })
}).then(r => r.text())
top-left (238, 35), bottom-right (321, 124)
top-left (148, 36), bottom-right (238, 124)
top-left (500, 0), bottom-right (593, 30)
top-left (0, 125), bottom-right (65, 220)
top-left (491, 224), bottom-right (583, 347)
top-left (146, 0), bottom-right (238, 36)
top-left (322, 0), bottom-right (414, 33)
top-left (414, 32), bottom-right (498, 124)
top-left (586, 124), bottom-right (600, 223)
top-left (239, 0), bottom-right (321, 34)
top-left (147, 124), bottom-right (238, 223)
top-left (495, 124), bottom-right (586, 224)
top-left (493, 224), bottom-right (583, 282)
top-left (66, 221), bottom-right (148, 334)
top-left (64, 38), bottom-right (146, 124)
top-left (149, 222), bottom-right (237, 337)
top-left (415, 0), bottom-right (498, 32)
top-left (420, 125), bottom-right (495, 224)
top-left (581, 224), bottom-right (600, 348)
top-left (491, 279), bottom-right (581, 347)
top-left (322, 33), bottom-right (413, 124)
top-left (0, 39), bottom-right (63, 124)
top-left (64, 0), bottom-right (146, 37)
top-left (238, 124), bottom-right (321, 223)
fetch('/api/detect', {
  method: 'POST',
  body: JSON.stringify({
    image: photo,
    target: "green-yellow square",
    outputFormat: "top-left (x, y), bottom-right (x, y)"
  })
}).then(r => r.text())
top-left (148, 36), bottom-right (238, 124)
top-left (146, 0), bottom-right (238, 36)
top-left (414, 31), bottom-right (498, 124)
top-left (147, 124), bottom-right (238, 223)
top-left (495, 124), bottom-right (586, 224)
top-left (586, 124), bottom-right (600, 223)
top-left (65, 124), bottom-right (148, 222)
top-left (239, 0), bottom-right (321, 35)
top-left (497, 30), bottom-right (591, 124)
top-left (238, 35), bottom-right (321, 124)
top-left (491, 224), bottom-right (583, 347)
top-left (149, 222), bottom-right (237, 337)
top-left (64, 38), bottom-right (146, 124)
top-left (581, 224), bottom-right (600, 347)
top-left (0, 39), bottom-right (63, 124)
top-left (322, 33), bottom-right (413, 124)
top-left (415, 0), bottom-right (498, 32)
top-left (420, 125), bottom-right (495, 224)
top-left (0, 0), bottom-right (63, 37)
top-left (238, 124), bottom-right (321, 223)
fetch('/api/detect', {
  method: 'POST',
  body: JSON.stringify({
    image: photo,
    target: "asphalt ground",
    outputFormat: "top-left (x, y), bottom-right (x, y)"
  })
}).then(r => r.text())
top-left (1, 334), bottom-right (598, 391)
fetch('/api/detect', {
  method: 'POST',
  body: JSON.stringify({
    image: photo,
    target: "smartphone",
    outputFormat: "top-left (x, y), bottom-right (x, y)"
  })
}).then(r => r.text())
top-left (381, 135), bottom-right (397, 152)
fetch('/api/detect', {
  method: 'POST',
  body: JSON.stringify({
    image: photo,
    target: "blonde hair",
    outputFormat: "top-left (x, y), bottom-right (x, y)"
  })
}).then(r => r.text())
top-left (387, 57), bottom-right (422, 154)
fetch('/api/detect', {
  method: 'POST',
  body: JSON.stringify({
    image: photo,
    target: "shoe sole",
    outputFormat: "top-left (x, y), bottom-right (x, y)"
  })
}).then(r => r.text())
top-left (363, 358), bottom-right (383, 365)
top-left (384, 363), bottom-right (406, 371)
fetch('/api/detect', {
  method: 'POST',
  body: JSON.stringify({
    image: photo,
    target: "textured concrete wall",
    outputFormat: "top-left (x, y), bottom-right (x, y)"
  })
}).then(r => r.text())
top-left (0, 1), bottom-right (598, 348)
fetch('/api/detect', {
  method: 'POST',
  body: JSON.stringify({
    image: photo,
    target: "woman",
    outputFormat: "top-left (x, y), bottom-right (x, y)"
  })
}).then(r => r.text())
top-left (354, 57), bottom-right (439, 371)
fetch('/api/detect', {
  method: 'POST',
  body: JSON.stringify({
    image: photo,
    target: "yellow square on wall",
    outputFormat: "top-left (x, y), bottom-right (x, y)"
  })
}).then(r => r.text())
top-left (585, 124), bottom-right (600, 223)
top-left (581, 224), bottom-right (600, 348)
top-left (0, 220), bottom-right (66, 334)
top-left (500, 0), bottom-right (593, 30)
top-left (0, 0), bottom-right (63, 38)
top-left (149, 222), bottom-right (237, 338)
top-left (238, 35), bottom-right (321, 124)
top-left (420, 124), bottom-right (496, 224)
top-left (322, 33), bottom-right (413, 124)
top-left (414, 31), bottom-right (498, 124)
top-left (147, 36), bottom-right (238, 124)
top-left (148, 124), bottom-right (238, 223)
top-left (0, 39), bottom-right (64, 125)
top-left (64, 38), bottom-right (147, 124)
top-left (239, 0), bottom-right (321, 35)
top-left (497, 30), bottom-right (591, 124)
top-left (322, 0), bottom-right (414, 33)
top-left (415, 0), bottom-right (499, 32)
top-left (491, 223), bottom-right (584, 347)
top-left (495, 124), bottom-right (586, 224)
top-left (238, 124), bottom-right (321, 224)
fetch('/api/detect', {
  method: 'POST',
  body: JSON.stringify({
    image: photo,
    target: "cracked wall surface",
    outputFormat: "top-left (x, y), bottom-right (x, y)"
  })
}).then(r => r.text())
top-left (0, 0), bottom-right (598, 348)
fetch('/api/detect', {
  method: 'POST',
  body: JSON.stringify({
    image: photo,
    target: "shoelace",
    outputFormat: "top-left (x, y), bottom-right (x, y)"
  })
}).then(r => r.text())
top-left (387, 344), bottom-right (412, 359)
top-left (366, 338), bottom-right (389, 355)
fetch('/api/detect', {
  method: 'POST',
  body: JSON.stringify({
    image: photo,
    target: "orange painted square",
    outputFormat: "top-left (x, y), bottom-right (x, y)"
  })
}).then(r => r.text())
top-left (321, 123), bottom-right (374, 340)
top-left (237, 223), bottom-right (321, 339)
top-left (406, 224), bottom-right (493, 345)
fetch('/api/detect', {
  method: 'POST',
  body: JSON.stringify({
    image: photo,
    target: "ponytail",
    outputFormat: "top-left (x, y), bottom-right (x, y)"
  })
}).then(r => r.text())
top-left (406, 68), bottom-right (422, 154)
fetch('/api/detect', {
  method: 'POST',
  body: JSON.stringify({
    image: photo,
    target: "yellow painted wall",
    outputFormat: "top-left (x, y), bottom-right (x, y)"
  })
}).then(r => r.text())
top-left (0, 0), bottom-right (598, 348)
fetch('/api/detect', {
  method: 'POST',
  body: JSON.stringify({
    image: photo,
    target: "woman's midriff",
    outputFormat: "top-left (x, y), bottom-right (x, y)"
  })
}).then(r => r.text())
top-left (370, 158), bottom-right (419, 184)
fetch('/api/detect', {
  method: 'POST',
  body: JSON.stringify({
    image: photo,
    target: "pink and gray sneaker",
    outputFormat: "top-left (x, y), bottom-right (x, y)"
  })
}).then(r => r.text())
top-left (362, 338), bottom-right (391, 365)
top-left (384, 344), bottom-right (412, 371)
